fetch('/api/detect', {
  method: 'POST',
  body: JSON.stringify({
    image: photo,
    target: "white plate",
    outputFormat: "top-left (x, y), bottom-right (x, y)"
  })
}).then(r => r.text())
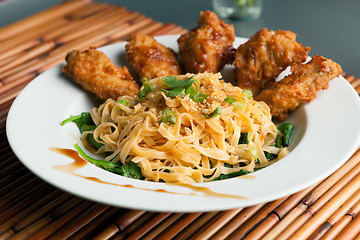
top-left (6, 35), bottom-right (360, 212)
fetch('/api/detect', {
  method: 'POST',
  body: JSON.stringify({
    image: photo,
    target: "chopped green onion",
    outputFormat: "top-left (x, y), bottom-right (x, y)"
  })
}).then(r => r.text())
top-left (117, 99), bottom-right (128, 106)
top-left (246, 147), bottom-right (258, 160)
top-left (276, 122), bottom-right (295, 147)
top-left (224, 96), bottom-right (245, 110)
top-left (224, 96), bottom-right (237, 104)
top-left (137, 77), bottom-right (153, 100)
top-left (162, 109), bottom-right (176, 124)
top-left (205, 106), bottom-right (222, 119)
top-left (242, 89), bottom-right (252, 99)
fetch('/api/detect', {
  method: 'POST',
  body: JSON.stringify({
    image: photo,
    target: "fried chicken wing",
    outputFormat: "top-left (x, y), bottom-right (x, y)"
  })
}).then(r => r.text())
top-left (177, 10), bottom-right (235, 73)
top-left (125, 33), bottom-right (181, 79)
top-left (255, 55), bottom-right (342, 121)
top-left (235, 28), bottom-right (310, 95)
top-left (63, 47), bottom-right (139, 100)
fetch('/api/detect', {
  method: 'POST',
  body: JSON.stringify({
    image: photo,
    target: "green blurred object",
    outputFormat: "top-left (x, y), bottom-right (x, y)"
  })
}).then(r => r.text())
top-left (212, 0), bottom-right (263, 20)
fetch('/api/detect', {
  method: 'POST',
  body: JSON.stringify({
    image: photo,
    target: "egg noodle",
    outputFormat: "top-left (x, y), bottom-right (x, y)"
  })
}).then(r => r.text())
top-left (81, 73), bottom-right (288, 183)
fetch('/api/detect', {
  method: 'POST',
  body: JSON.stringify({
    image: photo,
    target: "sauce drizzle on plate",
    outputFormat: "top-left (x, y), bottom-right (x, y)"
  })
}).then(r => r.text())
top-left (51, 147), bottom-right (247, 200)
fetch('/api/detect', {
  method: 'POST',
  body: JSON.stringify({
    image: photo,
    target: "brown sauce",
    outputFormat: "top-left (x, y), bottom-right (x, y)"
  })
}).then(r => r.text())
top-left (50, 147), bottom-right (247, 200)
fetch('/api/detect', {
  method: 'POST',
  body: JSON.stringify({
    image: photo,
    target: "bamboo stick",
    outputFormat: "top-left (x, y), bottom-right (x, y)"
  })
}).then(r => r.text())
top-left (319, 198), bottom-right (360, 240)
top-left (125, 212), bottom-right (172, 240)
top-left (0, 0), bottom-right (92, 41)
top-left (227, 197), bottom-right (286, 239)
top-left (0, 8), bottom-right (131, 76)
top-left (0, 2), bottom-right (108, 62)
top-left (9, 198), bottom-right (86, 240)
top-left (288, 173), bottom-right (360, 239)
top-left (187, 208), bottom-right (243, 240)
top-left (243, 213), bottom-right (279, 240)
top-left (306, 191), bottom-right (360, 240)
top-left (0, 190), bottom-right (64, 236)
top-left (0, 177), bottom-right (43, 208)
top-left (303, 149), bottom-right (360, 207)
top-left (275, 159), bottom-right (360, 239)
top-left (49, 204), bottom-right (110, 240)
top-left (92, 209), bottom-right (145, 239)
top-left (114, 212), bottom-right (160, 239)
top-left (260, 184), bottom-right (319, 239)
top-left (145, 212), bottom-right (201, 240)
top-left (92, 223), bottom-right (119, 240)
top-left (137, 213), bottom-right (183, 240)
top-left (113, 210), bottom-right (146, 230)
top-left (67, 208), bottom-right (123, 240)
top-left (0, 183), bottom-right (54, 224)
top-left (12, 193), bottom-right (73, 232)
top-left (210, 204), bottom-right (266, 239)
top-left (26, 201), bottom-right (96, 240)
top-left (173, 212), bottom-right (218, 240)
top-left (274, 183), bottom-right (318, 218)
top-left (349, 76), bottom-right (360, 89)
top-left (0, 2), bottom-right (101, 56)
top-left (335, 211), bottom-right (360, 239)
top-left (0, 16), bottom-right (154, 84)
top-left (53, 7), bottom-right (129, 44)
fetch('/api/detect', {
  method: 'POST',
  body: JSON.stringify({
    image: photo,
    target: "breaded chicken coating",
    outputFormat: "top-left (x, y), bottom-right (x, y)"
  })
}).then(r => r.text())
top-left (256, 55), bottom-right (342, 121)
top-left (177, 10), bottom-right (235, 73)
top-left (235, 28), bottom-right (310, 95)
top-left (125, 33), bottom-right (181, 79)
top-left (63, 47), bottom-right (139, 100)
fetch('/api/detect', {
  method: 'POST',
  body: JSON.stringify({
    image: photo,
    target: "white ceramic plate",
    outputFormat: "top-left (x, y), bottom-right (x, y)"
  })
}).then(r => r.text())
top-left (6, 35), bottom-right (360, 212)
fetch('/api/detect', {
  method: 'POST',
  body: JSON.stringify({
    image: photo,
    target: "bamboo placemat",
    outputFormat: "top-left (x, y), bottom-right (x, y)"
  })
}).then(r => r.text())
top-left (1, 0), bottom-right (360, 239)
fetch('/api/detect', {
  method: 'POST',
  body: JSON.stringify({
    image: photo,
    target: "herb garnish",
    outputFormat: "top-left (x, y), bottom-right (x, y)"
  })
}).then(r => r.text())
top-left (161, 76), bottom-right (207, 102)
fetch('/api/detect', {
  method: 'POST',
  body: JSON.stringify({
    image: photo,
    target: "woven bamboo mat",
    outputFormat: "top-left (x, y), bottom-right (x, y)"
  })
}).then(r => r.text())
top-left (1, 0), bottom-right (360, 239)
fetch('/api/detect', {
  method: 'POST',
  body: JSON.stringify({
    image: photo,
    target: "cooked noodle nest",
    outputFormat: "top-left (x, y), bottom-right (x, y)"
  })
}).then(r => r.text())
top-left (82, 72), bottom-right (287, 183)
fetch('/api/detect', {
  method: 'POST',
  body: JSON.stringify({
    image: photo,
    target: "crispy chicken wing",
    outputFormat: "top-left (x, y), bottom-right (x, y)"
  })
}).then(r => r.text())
top-left (63, 47), bottom-right (139, 100)
top-left (126, 33), bottom-right (181, 79)
top-left (235, 28), bottom-right (310, 95)
top-left (255, 55), bottom-right (342, 121)
top-left (177, 10), bottom-right (235, 73)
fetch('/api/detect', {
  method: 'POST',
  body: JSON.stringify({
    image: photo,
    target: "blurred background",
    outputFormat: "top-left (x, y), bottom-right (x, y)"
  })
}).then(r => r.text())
top-left (0, 0), bottom-right (359, 77)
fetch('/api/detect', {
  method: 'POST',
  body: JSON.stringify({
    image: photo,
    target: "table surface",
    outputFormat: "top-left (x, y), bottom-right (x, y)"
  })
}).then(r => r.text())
top-left (1, 0), bottom-right (359, 77)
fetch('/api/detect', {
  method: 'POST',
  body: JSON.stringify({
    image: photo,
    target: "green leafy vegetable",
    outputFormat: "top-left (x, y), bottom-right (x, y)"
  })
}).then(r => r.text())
top-left (239, 132), bottom-right (249, 144)
top-left (276, 122), bottom-right (295, 148)
top-left (61, 112), bottom-right (96, 133)
top-left (205, 106), bottom-right (222, 119)
top-left (74, 144), bottom-right (144, 180)
top-left (137, 77), bottom-right (153, 100)
top-left (162, 109), bottom-right (176, 124)
top-left (214, 169), bottom-right (251, 180)
top-left (62, 112), bottom-right (103, 150)
top-left (264, 151), bottom-right (277, 160)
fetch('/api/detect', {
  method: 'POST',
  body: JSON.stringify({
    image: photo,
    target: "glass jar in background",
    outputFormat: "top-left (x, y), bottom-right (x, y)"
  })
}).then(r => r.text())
top-left (212, 0), bottom-right (263, 20)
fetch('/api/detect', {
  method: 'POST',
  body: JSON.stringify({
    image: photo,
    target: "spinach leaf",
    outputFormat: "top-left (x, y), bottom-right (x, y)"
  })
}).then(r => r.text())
top-left (214, 169), bottom-right (252, 181)
top-left (276, 122), bottom-right (295, 148)
top-left (74, 144), bottom-right (144, 180)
